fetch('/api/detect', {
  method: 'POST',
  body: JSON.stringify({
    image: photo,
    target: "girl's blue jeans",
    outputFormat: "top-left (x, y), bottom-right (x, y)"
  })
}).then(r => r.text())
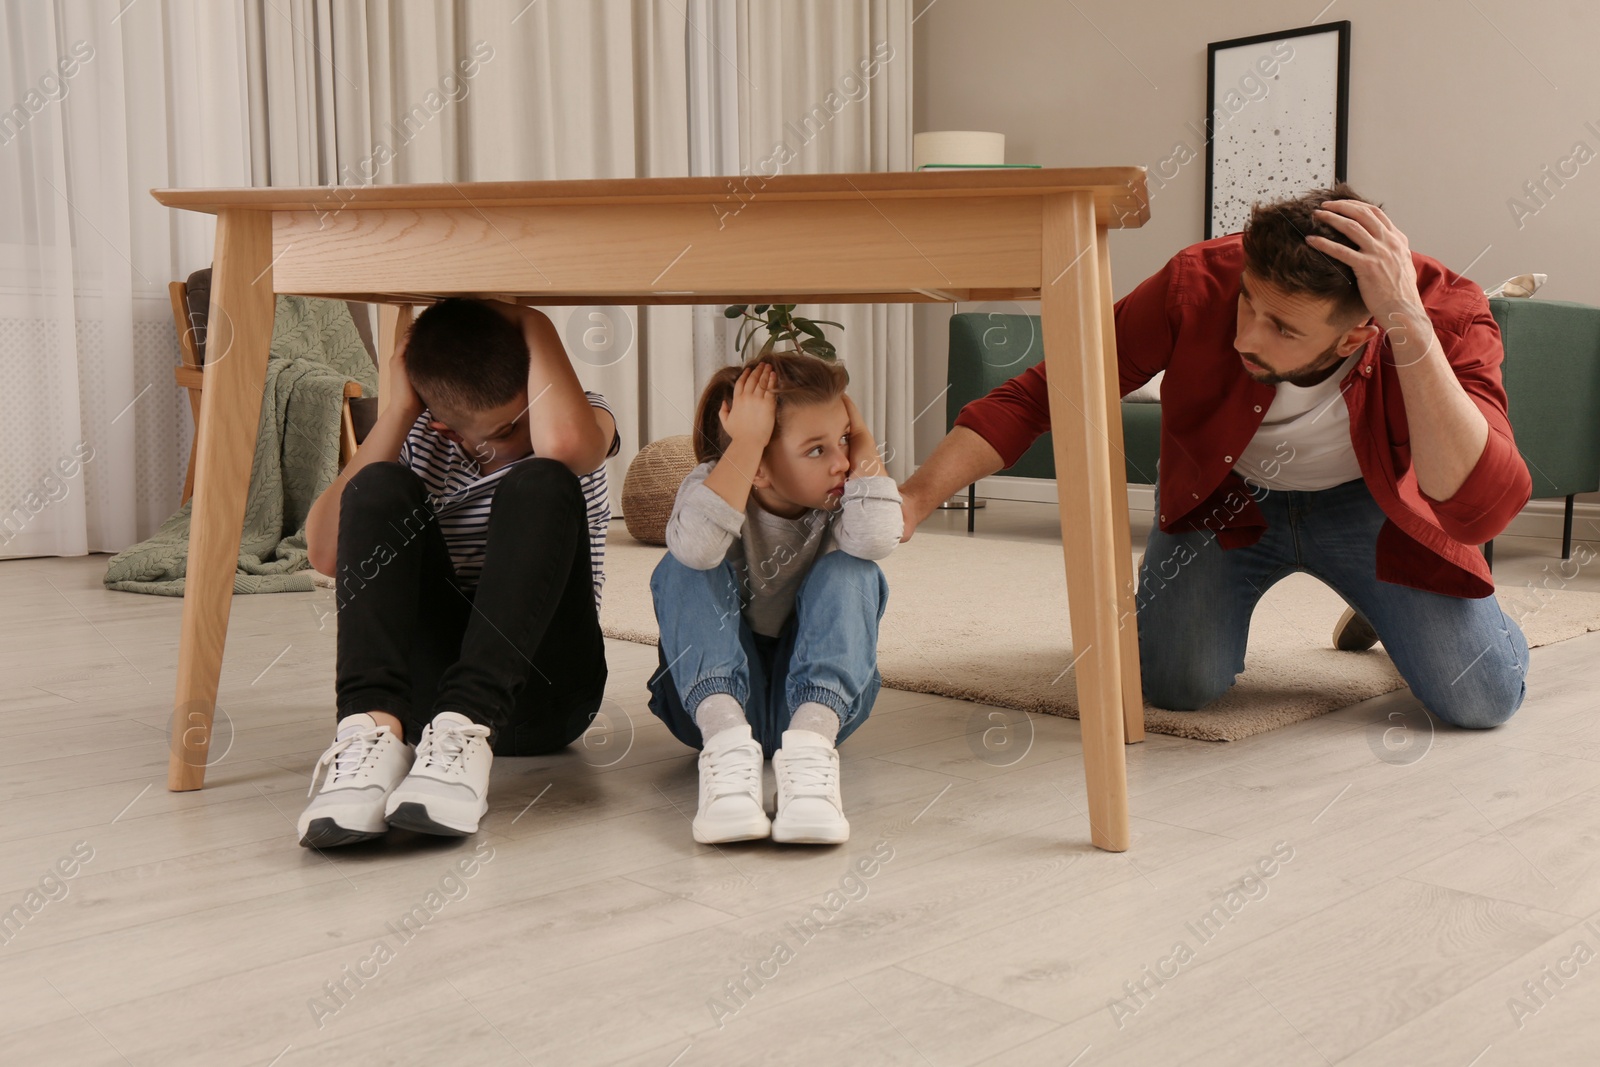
top-left (646, 550), bottom-right (889, 758)
top-left (1138, 478), bottom-right (1528, 728)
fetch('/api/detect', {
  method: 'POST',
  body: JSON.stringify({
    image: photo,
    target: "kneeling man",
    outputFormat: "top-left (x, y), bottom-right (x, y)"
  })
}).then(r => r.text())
top-left (900, 185), bottom-right (1530, 729)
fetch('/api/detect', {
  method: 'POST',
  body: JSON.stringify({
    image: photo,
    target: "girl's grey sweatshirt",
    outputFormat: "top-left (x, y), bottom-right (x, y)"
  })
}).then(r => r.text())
top-left (663, 460), bottom-right (902, 637)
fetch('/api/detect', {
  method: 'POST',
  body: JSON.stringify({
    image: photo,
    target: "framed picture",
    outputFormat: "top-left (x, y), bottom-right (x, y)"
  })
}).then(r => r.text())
top-left (1204, 21), bottom-right (1351, 238)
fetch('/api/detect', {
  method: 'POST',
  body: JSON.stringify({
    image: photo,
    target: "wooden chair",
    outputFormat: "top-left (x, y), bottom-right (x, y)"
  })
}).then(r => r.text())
top-left (169, 271), bottom-right (372, 505)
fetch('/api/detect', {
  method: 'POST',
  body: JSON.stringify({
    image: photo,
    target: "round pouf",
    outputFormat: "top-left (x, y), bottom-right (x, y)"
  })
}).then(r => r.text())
top-left (621, 434), bottom-right (698, 545)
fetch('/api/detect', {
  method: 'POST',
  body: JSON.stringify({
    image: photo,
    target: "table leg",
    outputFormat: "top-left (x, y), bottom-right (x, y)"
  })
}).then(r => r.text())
top-left (1096, 226), bottom-right (1146, 745)
top-left (167, 209), bottom-right (276, 790)
top-left (1040, 192), bottom-right (1131, 852)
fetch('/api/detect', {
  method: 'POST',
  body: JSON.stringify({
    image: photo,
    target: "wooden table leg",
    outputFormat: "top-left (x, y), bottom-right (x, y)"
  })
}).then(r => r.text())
top-left (167, 209), bottom-right (276, 790)
top-left (1096, 225), bottom-right (1146, 745)
top-left (1040, 192), bottom-right (1131, 851)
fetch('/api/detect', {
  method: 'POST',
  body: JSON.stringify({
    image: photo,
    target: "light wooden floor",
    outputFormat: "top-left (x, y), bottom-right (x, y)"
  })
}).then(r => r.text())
top-left (3, 502), bottom-right (1599, 1066)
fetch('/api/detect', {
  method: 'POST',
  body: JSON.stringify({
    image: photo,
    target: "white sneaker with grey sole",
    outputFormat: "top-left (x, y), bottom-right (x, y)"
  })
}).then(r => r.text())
top-left (298, 714), bottom-right (414, 848)
top-left (384, 711), bottom-right (493, 836)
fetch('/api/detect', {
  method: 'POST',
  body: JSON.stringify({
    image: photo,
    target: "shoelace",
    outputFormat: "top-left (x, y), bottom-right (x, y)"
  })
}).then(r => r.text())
top-left (307, 727), bottom-right (387, 797)
top-left (416, 719), bottom-right (492, 775)
top-left (777, 746), bottom-right (838, 799)
top-left (703, 740), bottom-right (762, 799)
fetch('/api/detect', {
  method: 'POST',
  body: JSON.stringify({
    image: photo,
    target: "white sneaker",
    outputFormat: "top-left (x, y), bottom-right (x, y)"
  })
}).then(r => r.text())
top-left (771, 729), bottom-right (849, 844)
top-left (297, 714), bottom-right (414, 848)
top-left (384, 712), bottom-right (493, 836)
top-left (693, 724), bottom-right (771, 844)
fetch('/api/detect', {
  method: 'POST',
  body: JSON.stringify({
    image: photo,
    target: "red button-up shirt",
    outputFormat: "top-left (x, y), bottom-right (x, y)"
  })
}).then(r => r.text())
top-left (953, 233), bottom-right (1530, 599)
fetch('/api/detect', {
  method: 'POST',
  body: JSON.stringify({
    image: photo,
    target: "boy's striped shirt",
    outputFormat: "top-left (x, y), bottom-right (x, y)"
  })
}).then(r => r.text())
top-left (398, 392), bottom-right (619, 608)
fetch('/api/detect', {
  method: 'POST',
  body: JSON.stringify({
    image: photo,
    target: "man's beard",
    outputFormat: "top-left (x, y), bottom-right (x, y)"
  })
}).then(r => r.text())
top-left (1239, 339), bottom-right (1348, 387)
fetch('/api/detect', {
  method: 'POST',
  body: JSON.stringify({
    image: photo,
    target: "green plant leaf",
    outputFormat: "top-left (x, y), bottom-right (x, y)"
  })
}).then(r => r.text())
top-left (808, 319), bottom-right (844, 330)
top-left (752, 304), bottom-right (769, 315)
top-left (723, 304), bottom-right (747, 318)
top-left (796, 320), bottom-right (824, 339)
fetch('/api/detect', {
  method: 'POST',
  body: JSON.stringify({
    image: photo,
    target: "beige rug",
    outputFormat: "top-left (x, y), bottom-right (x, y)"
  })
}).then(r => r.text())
top-left (598, 529), bottom-right (1600, 742)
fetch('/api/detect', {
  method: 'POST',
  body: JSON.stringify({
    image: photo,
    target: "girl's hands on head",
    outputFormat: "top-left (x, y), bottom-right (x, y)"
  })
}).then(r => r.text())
top-left (719, 364), bottom-right (778, 450)
top-left (841, 392), bottom-right (884, 478)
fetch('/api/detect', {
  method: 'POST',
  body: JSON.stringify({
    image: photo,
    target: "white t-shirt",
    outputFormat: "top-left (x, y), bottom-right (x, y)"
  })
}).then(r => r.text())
top-left (1232, 354), bottom-right (1364, 491)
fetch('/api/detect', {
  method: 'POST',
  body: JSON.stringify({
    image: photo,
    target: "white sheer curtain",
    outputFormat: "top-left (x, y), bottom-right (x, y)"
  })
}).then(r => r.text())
top-left (0, 0), bottom-right (250, 559)
top-left (0, 0), bottom-right (917, 562)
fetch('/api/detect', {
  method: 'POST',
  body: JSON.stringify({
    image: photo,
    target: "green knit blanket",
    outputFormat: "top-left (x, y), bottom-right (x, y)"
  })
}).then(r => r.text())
top-left (104, 296), bottom-right (378, 596)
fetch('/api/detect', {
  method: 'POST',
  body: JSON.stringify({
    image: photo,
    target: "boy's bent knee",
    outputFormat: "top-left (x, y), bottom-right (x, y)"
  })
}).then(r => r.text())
top-left (497, 458), bottom-right (582, 509)
top-left (343, 461), bottom-right (426, 512)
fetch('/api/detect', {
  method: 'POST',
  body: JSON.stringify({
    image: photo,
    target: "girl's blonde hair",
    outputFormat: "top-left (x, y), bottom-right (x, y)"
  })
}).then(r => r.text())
top-left (693, 351), bottom-right (850, 463)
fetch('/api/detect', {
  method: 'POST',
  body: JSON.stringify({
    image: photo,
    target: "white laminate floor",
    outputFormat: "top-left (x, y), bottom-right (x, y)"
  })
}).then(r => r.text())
top-left (2, 501), bottom-right (1597, 1066)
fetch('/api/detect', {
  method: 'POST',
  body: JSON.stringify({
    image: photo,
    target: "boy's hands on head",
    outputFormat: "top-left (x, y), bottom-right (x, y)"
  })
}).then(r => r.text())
top-left (389, 343), bottom-right (425, 420)
top-left (484, 298), bottom-right (538, 329)
top-left (720, 364), bottom-right (778, 450)
top-left (841, 392), bottom-right (885, 479)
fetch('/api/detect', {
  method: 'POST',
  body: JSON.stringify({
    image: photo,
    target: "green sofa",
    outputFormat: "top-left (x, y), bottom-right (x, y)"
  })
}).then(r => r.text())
top-left (947, 300), bottom-right (1600, 557)
top-left (1488, 296), bottom-right (1600, 559)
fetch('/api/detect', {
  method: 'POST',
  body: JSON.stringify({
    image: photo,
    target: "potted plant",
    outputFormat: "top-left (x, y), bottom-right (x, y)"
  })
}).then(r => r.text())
top-left (723, 303), bottom-right (843, 361)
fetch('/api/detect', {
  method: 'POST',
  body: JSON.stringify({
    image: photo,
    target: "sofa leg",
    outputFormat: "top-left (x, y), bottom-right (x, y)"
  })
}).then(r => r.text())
top-left (968, 482), bottom-right (976, 533)
top-left (1563, 494), bottom-right (1575, 560)
top-left (1484, 538), bottom-right (1493, 571)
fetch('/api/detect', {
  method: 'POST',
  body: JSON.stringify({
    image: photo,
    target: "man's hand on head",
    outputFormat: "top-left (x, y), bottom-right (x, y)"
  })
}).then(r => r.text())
top-left (1304, 200), bottom-right (1424, 323)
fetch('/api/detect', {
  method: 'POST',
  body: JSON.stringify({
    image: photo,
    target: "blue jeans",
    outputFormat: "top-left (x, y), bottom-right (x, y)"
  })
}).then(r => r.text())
top-left (647, 550), bottom-right (888, 758)
top-left (1137, 478), bottom-right (1528, 728)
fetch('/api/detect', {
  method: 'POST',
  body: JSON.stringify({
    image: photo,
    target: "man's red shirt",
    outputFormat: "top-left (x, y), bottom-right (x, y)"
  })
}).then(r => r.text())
top-left (953, 233), bottom-right (1530, 599)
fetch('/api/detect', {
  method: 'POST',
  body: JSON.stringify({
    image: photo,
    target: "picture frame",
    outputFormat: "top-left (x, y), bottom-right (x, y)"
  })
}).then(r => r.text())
top-left (1204, 21), bottom-right (1352, 239)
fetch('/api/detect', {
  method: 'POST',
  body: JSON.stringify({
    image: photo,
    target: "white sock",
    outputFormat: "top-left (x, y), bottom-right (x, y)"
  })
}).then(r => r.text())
top-left (694, 693), bottom-right (747, 740)
top-left (789, 702), bottom-right (840, 744)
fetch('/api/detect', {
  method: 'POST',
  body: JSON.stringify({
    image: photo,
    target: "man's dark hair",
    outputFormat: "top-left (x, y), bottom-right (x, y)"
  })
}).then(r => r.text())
top-left (1241, 182), bottom-right (1373, 325)
top-left (404, 299), bottom-right (529, 415)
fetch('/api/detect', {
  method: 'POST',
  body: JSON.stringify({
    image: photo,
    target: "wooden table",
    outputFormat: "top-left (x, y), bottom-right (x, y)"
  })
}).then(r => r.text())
top-left (152, 167), bottom-right (1151, 852)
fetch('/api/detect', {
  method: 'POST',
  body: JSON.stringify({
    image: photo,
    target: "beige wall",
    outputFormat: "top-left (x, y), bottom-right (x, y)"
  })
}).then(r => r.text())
top-left (912, 0), bottom-right (1600, 463)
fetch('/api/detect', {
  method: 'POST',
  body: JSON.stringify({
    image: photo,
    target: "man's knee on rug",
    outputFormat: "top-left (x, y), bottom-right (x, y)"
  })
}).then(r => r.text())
top-left (1141, 659), bottom-right (1238, 712)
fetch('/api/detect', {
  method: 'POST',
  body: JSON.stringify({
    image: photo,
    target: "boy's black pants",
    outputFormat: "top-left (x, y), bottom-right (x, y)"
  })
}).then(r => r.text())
top-left (334, 459), bottom-right (607, 755)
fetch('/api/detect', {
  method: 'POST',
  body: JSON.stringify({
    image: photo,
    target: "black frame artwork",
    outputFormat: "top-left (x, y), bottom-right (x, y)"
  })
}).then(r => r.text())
top-left (1204, 21), bottom-right (1351, 239)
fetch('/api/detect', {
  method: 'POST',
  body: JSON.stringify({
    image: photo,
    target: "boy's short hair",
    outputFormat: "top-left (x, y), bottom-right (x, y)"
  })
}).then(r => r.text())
top-left (404, 299), bottom-right (529, 416)
top-left (1241, 182), bottom-right (1372, 325)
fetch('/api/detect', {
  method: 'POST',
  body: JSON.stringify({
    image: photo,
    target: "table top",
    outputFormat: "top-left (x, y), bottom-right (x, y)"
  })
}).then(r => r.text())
top-left (151, 166), bottom-right (1149, 224)
top-left (154, 168), bottom-right (1149, 306)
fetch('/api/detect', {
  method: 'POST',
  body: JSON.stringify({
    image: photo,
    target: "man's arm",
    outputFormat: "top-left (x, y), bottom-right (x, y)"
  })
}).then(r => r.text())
top-left (497, 303), bottom-right (615, 475)
top-left (896, 426), bottom-right (1004, 541)
top-left (1379, 305), bottom-right (1489, 500)
top-left (1309, 201), bottom-right (1489, 501)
